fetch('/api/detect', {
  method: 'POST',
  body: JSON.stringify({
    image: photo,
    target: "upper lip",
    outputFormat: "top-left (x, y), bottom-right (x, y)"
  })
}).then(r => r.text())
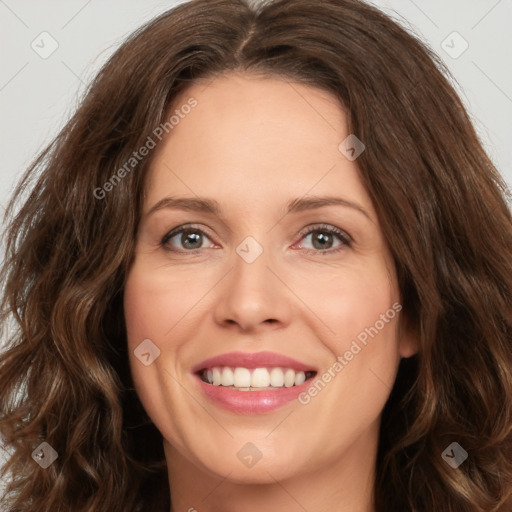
top-left (192, 351), bottom-right (317, 373)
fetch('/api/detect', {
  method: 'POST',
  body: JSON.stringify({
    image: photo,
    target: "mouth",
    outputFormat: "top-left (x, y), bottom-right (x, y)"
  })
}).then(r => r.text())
top-left (197, 366), bottom-right (317, 391)
top-left (192, 351), bottom-right (318, 413)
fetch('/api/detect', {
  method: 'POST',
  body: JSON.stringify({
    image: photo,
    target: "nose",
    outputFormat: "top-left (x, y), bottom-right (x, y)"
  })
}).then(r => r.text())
top-left (212, 242), bottom-right (293, 333)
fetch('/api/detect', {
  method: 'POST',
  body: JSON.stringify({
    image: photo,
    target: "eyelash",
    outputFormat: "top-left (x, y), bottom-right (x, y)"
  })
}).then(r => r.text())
top-left (160, 223), bottom-right (352, 256)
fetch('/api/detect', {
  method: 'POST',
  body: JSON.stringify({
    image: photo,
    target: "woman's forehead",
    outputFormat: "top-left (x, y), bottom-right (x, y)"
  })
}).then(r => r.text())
top-left (144, 73), bottom-right (374, 216)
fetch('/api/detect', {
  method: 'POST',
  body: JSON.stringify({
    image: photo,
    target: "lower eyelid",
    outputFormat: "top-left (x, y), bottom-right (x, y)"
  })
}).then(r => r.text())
top-left (296, 235), bottom-right (349, 253)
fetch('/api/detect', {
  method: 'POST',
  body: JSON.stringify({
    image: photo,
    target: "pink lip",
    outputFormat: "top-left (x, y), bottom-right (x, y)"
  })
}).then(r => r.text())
top-left (192, 351), bottom-right (317, 414)
top-left (195, 376), bottom-right (314, 414)
top-left (191, 351), bottom-right (316, 373)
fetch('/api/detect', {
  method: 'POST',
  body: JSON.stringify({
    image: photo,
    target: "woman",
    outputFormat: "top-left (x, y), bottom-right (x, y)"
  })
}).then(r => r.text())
top-left (1, 0), bottom-right (511, 510)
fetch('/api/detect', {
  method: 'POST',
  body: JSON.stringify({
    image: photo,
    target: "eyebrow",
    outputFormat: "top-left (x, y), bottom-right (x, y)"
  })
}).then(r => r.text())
top-left (146, 195), bottom-right (372, 221)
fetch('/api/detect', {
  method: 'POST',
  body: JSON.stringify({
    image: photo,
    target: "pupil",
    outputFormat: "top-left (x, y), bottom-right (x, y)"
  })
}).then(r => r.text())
top-left (182, 231), bottom-right (202, 249)
top-left (313, 232), bottom-right (332, 250)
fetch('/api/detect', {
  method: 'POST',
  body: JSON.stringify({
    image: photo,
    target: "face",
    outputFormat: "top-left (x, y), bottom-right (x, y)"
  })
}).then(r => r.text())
top-left (123, 72), bottom-right (416, 486)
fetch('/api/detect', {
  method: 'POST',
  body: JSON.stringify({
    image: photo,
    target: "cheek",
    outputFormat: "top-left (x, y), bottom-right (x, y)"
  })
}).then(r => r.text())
top-left (123, 267), bottom-right (188, 438)
top-left (304, 260), bottom-right (397, 348)
top-left (123, 267), bottom-right (179, 400)
top-left (124, 275), bottom-right (163, 348)
top-left (123, 263), bottom-right (193, 346)
top-left (305, 260), bottom-right (401, 407)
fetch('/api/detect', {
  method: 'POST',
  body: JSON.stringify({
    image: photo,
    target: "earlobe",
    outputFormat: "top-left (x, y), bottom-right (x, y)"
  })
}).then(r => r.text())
top-left (399, 340), bottom-right (419, 359)
top-left (398, 315), bottom-right (419, 359)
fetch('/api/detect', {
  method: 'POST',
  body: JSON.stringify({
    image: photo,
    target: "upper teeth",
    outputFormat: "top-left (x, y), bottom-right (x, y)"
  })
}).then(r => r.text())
top-left (203, 366), bottom-right (311, 388)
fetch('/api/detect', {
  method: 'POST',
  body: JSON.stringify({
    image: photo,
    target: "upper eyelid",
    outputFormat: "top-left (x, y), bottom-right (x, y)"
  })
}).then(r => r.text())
top-left (162, 224), bottom-right (215, 242)
top-left (297, 223), bottom-right (351, 241)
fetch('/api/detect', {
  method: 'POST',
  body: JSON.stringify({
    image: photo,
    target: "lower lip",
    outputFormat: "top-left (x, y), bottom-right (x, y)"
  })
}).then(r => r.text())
top-left (195, 374), bottom-right (313, 414)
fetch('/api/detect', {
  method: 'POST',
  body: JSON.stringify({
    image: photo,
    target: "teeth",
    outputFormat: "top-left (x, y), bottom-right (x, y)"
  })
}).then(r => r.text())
top-left (284, 368), bottom-right (295, 387)
top-left (269, 367), bottom-right (284, 387)
top-left (251, 368), bottom-right (270, 387)
top-left (212, 367), bottom-right (222, 386)
top-left (202, 366), bottom-right (312, 389)
top-left (233, 367), bottom-right (251, 387)
top-left (221, 367), bottom-right (234, 386)
top-left (294, 371), bottom-right (306, 385)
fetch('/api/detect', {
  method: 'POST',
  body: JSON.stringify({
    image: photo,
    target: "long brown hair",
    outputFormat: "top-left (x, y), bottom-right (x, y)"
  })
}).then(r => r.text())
top-left (1, 0), bottom-right (511, 510)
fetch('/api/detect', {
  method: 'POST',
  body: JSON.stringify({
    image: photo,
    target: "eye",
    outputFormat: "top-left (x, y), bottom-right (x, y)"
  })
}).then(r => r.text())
top-left (161, 225), bottom-right (216, 252)
top-left (161, 223), bottom-right (352, 255)
top-left (294, 224), bottom-right (352, 254)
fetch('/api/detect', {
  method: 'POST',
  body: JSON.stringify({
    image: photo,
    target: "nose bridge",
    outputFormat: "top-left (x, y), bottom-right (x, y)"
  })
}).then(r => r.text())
top-left (212, 232), bottom-right (291, 331)
top-left (235, 234), bottom-right (267, 267)
top-left (231, 233), bottom-right (274, 299)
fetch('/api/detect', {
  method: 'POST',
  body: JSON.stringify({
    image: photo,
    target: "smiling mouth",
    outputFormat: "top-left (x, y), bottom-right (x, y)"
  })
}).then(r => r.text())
top-left (198, 366), bottom-right (317, 391)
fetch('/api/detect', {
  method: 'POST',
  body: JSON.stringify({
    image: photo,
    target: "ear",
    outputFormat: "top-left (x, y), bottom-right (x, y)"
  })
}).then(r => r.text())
top-left (398, 312), bottom-right (419, 358)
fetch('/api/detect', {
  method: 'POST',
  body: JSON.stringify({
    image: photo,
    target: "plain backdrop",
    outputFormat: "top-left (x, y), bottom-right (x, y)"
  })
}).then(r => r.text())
top-left (0, 0), bottom-right (511, 488)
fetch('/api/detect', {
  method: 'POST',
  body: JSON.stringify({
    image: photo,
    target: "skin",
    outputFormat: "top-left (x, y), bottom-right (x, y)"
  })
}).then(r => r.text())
top-left (123, 72), bottom-right (417, 512)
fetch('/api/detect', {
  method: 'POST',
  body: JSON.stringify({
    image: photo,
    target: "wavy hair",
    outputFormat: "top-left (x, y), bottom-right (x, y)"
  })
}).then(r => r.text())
top-left (1, 0), bottom-right (511, 510)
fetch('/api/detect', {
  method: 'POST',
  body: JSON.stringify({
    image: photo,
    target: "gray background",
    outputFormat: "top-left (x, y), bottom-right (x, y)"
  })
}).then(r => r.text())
top-left (0, 0), bottom-right (511, 488)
